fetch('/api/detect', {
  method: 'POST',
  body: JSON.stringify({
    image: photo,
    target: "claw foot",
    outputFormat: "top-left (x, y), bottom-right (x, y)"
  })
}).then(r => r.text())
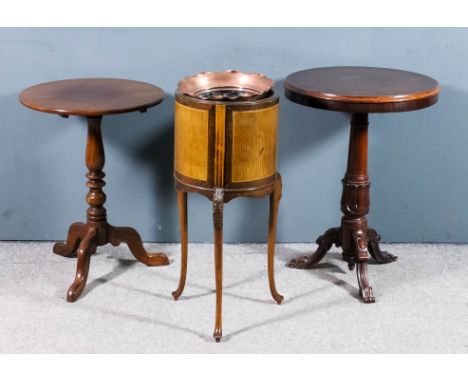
top-left (287, 255), bottom-right (314, 269)
top-left (288, 228), bottom-right (339, 269)
top-left (367, 229), bottom-right (398, 264)
top-left (371, 250), bottom-right (398, 263)
top-left (356, 262), bottom-right (375, 303)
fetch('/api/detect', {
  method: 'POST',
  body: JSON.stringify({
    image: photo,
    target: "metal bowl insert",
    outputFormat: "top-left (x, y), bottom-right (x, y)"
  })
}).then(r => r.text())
top-left (177, 70), bottom-right (274, 101)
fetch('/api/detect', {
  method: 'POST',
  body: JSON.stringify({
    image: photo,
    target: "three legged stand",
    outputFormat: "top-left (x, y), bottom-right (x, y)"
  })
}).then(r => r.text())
top-left (172, 175), bottom-right (284, 342)
top-left (53, 116), bottom-right (169, 302)
top-left (287, 113), bottom-right (397, 303)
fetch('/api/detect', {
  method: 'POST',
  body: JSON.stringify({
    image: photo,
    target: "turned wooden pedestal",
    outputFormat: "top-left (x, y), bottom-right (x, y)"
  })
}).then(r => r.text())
top-left (284, 67), bottom-right (440, 302)
top-left (172, 91), bottom-right (283, 342)
top-left (19, 78), bottom-right (170, 302)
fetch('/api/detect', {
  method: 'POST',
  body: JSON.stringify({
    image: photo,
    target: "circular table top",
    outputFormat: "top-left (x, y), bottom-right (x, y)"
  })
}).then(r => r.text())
top-left (284, 67), bottom-right (440, 113)
top-left (19, 78), bottom-right (165, 117)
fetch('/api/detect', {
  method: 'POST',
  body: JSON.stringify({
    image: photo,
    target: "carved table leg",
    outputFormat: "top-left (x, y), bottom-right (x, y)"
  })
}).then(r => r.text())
top-left (357, 263), bottom-right (374, 303)
top-left (287, 114), bottom-right (379, 303)
top-left (287, 227), bottom-right (340, 269)
top-left (351, 230), bottom-right (375, 303)
top-left (367, 228), bottom-right (398, 263)
top-left (339, 114), bottom-right (375, 303)
top-left (341, 114), bottom-right (375, 303)
top-left (172, 191), bottom-right (188, 300)
top-left (56, 116), bottom-right (168, 302)
top-left (267, 175), bottom-right (284, 304)
top-left (213, 188), bottom-right (224, 342)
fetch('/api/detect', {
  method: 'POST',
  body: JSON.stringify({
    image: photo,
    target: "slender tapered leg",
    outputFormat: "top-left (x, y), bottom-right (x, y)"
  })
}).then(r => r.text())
top-left (367, 228), bottom-right (398, 263)
top-left (212, 188), bottom-right (224, 342)
top-left (53, 222), bottom-right (88, 257)
top-left (172, 191), bottom-right (188, 300)
top-left (267, 176), bottom-right (284, 304)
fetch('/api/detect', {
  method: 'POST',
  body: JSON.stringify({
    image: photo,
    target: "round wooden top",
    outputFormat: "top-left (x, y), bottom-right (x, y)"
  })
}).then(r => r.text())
top-left (284, 67), bottom-right (440, 113)
top-left (19, 78), bottom-right (165, 117)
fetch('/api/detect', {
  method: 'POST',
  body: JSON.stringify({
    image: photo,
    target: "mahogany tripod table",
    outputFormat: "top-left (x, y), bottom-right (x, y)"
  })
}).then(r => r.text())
top-left (19, 78), bottom-right (169, 302)
top-left (284, 67), bottom-right (440, 303)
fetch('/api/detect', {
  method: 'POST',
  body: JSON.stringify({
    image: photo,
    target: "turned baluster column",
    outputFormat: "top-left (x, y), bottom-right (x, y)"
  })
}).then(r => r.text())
top-left (340, 113), bottom-right (370, 266)
top-left (85, 117), bottom-right (108, 243)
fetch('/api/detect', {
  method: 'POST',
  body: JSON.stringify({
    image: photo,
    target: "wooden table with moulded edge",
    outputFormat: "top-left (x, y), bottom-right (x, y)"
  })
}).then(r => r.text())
top-left (284, 67), bottom-right (440, 303)
top-left (19, 78), bottom-right (170, 302)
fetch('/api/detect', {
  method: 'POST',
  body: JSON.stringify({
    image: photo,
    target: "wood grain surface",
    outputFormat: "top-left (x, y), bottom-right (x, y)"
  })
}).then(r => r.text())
top-left (284, 67), bottom-right (440, 113)
top-left (174, 101), bottom-right (210, 181)
top-left (20, 78), bottom-right (164, 117)
top-left (231, 104), bottom-right (278, 182)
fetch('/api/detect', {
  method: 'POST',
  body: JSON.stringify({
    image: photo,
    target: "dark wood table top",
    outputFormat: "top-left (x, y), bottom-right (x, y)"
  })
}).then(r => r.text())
top-left (19, 78), bottom-right (165, 117)
top-left (284, 67), bottom-right (440, 113)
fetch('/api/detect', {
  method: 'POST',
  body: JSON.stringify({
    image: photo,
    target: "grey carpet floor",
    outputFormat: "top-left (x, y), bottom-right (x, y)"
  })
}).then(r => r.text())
top-left (0, 242), bottom-right (467, 353)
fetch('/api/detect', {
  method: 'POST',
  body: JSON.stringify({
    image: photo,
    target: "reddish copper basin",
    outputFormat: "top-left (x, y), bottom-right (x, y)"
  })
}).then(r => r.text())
top-left (177, 70), bottom-right (274, 101)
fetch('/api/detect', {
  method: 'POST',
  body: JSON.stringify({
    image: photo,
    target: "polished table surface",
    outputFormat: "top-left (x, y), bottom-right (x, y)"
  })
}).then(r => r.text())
top-left (284, 66), bottom-right (440, 112)
top-left (19, 78), bottom-right (164, 117)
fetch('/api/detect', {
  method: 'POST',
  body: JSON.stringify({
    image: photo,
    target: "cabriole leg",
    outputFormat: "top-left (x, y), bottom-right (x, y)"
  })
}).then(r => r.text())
top-left (267, 175), bottom-right (284, 304)
top-left (173, 191), bottom-right (188, 300)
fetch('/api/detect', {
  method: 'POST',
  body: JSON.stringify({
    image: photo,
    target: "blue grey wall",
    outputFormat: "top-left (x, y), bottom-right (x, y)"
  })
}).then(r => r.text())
top-left (0, 28), bottom-right (465, 242)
